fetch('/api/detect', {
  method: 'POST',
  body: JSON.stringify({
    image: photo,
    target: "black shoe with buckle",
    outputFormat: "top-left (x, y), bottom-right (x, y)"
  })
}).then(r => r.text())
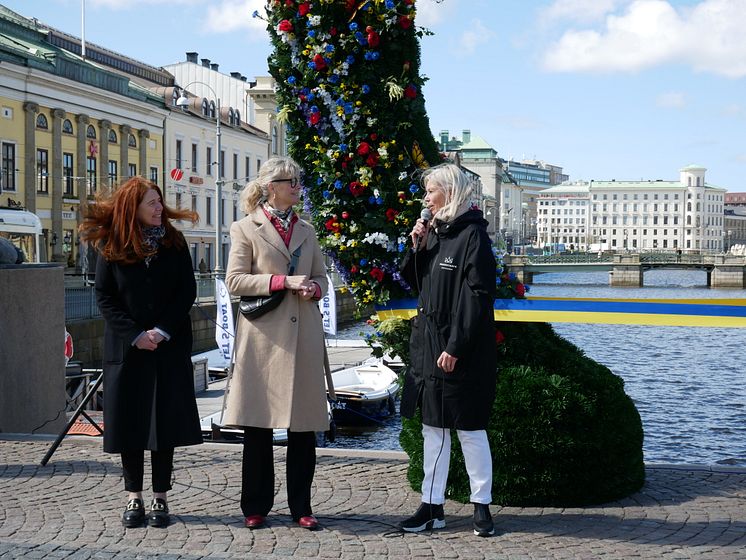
top-left (399, 502), bottom-right (446, 532)
top-left (472, 503), bottom-right (494, 537)
top-left (147, 498), bottom-right (170, 528)
top-left (122, 498), bottom-right (145, 528)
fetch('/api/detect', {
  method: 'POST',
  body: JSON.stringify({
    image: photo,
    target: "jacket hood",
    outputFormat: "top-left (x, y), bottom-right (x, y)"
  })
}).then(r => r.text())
top-left (434, 208), bottom-right (488, 238)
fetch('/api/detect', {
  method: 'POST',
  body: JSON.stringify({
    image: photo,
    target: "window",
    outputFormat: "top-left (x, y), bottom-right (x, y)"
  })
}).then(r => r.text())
top-left (202, 99), bottom-right (209, 116)
top-left (36, 149), bottom-right (49, 193)
top-left (62, 119), bottom-right (73, 134)
top-left (233, 201), bottom-right (238, 221)
top-left (209, 101), bottom-right (216, 119)
top-left (176, 139), bottom-right (183, 169)
top-left (206, 147), bottom-right (213, 175)
top-left (108, 160), bottom-right (118, 185)
top-left (191, 195), bottom-right (198, 214)
top-left (233, 153), bottom-right (238, 180)
top-left (221, 198), bottom-right (227, 226)
top-left (245, 156), bottom-right (250, 181)
top-left (36, 114), bottom-right (48, 129)
top-left (206, 196), bottom-right (213, 225)
top-left (175, 192), bottom-right (182, 210)
top-left (228, 108), bottom-right (234, 125)
top-left (86, 125), bottom-right (96, 139)
top-left (257, 158), bottom-right (262, 171)
top-left (128, 134), bottom-right (137, 147)
top-left (235, 110), bottom-right (241, 126)
top-left (150, 166), bottom-right (158, 184)
top-left (191, 143), bottom-right (198, 172)
top-left (219, 150), bottom-right (225, 178)
top-left (63, 153), bottom-right (74, 196)
top-left (1, 142), bottom-right (15, 191)
top-left (128, 163), bottom-right (137, 177)
top-left (272, 126), bottom-right (278, 154)
top-left (86, 156), bottom-right (97, 195)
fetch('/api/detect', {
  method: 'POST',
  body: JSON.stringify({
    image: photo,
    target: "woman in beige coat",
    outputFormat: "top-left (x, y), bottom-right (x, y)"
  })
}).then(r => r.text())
top-left (224, 156), bottom-right (329, 531)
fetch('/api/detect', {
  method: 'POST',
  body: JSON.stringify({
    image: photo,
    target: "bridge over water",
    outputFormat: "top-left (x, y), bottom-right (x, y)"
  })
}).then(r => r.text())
top-left (504, 253), bottom-right (746, 287)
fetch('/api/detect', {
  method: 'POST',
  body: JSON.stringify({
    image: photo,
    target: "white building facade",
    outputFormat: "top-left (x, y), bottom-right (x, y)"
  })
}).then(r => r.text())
top-left (537, 165), bottom-right (727, 253)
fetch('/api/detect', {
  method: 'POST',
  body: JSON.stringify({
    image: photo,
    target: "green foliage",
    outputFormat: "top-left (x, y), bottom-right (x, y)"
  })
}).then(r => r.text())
top-left (400, 321), bottom-right (645, 506)
top-left (364, 316), bottom-right (411, 365)
top-left (264, 0), bottom-right (441, 306)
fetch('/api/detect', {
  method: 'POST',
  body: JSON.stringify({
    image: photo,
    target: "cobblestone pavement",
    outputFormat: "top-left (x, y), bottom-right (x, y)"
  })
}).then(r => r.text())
top-left (1, 436), bottom-right (745, 559)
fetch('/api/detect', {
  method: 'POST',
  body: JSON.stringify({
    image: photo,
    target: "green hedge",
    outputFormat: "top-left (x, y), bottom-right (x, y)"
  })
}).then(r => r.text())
top-left (399, 321), bottom-right (645, 506)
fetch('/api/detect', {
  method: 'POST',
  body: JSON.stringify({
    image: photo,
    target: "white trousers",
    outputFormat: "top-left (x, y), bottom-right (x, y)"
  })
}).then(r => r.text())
top-left (420, 423), bottom-right (493, 505)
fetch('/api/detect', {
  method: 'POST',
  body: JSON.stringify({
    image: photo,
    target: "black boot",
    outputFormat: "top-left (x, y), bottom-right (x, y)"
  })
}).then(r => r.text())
top-left (147, 498), bottom-right (170, 528)
top-left (122, 498), bottom-right (145, 528)
top-left (472, 503), bottom-right (494, 537)
top-left (399, 503), bottom-right (445, 532)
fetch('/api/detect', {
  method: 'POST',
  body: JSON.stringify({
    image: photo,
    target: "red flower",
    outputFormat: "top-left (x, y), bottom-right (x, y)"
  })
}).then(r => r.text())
top-left (404, 84), bottom-right (417, 99)
top-left (278, 19), bottom-right (293, 32)
top-left (330, 26), bottom-right (337, 36)
top-left (385, 208), bottom-right (399, 222)
top-left (399, 15), bottom-right (412, 29)
top-left (370, 267), bottom-right (384, 282)
top-left (345, 0), bottom-right (356, 10)
top-left (312, 54), bottom-right (327, 71)
top-left (341, 211), bottom-right (349, 219)
top-left (366, 153), bottom-right (380, 167)
top-left (324, 217), bottom-right (341, 233)
top-left (350, 265), bottom-right (358, 273)
top-left (298, 2), bottom-right (310, 16)
top-left (369, 133), bottom-right (378, 141)
top-left (356, 141), bottom-right (371, 156)
top-left (367, 30), bottom-right (380, 48)
top-left (285, 0), bottom-right (294, 6)
top-left (515, 283), bottom-right (526, 297)
top-left (349, 181), bottom-right (365, 197)
top-left (309, 112), bottom-right (321, 125)
top-left (495, 330), bottom-right (505, 345)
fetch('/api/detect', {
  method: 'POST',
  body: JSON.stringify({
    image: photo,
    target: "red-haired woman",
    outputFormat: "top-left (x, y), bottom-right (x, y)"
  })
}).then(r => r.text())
top-left (79, 177), bottom-right (203, 528)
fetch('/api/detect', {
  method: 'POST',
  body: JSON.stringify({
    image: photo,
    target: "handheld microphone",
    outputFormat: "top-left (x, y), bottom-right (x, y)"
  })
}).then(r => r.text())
top-left (414, 207), bottom-right (432, 250)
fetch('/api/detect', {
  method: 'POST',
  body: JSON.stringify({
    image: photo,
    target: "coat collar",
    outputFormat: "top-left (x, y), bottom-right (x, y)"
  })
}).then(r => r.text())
top-left (249, 207), bottom-right (311, 260)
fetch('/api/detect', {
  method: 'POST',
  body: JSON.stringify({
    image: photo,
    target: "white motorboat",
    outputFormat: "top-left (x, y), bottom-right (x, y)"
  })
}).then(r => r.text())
top-left (329, 360), bottom-right (400, 425)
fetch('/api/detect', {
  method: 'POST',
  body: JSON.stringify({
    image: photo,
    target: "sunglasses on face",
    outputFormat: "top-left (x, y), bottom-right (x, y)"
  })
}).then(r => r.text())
top-left (271, 178), bottom-right (300, 187)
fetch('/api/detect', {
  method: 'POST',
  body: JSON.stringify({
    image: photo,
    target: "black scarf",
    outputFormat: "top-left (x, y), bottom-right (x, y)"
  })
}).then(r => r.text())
top-left (141, 225), bottom-right (165, 267)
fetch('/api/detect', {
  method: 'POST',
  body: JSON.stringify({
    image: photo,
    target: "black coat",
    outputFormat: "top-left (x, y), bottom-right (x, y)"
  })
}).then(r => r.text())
top-left (95, 235), bottom-right (202, 453)
top-left (400, 209), bottom-right (497, 430)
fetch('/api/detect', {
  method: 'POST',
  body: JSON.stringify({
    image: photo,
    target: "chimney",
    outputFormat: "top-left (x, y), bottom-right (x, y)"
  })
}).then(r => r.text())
top-left (440, 130), bottom-right (448, 147)
top-left (241, 76), bottom-right (248, 82)
top-left (210, 63), bottom-right (219, 71)
top-left (462, 129), bottom-right (471, 144)
top-left (201, 58), bottom-right (210, 67)
top-left (186, 52), bottom-right (198, 63)
top-left (230, 72), bottom-right (242, 79)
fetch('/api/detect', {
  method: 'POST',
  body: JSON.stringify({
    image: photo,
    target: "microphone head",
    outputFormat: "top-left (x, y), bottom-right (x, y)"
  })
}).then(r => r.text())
top-left (420, 208), bottom-right (433, 221)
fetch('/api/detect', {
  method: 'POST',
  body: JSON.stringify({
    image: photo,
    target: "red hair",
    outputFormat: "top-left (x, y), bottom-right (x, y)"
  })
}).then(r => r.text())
top-left (79, 176), bottom-right (198, 264)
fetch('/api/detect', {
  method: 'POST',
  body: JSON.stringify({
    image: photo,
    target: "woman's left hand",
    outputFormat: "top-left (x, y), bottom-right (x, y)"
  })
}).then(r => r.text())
top-left (299, 282), bottom-right (317, 301)
top-left (437, 351), bottom-right (458, 373)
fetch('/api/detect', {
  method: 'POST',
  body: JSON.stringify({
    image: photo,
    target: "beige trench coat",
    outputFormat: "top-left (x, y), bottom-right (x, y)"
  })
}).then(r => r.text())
top-left (222, 208), bottom-right (330, 431)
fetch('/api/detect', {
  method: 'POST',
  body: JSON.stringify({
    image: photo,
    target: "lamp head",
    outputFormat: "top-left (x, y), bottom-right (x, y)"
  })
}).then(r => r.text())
top-left (176, 94), bottom-right (190, 108)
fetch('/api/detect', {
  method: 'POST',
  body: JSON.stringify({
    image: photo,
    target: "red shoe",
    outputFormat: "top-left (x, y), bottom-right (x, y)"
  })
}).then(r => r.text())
top-left (244, 514), bottom-right (266, 529)
top-left (298, 515), bottom-right (319, 530)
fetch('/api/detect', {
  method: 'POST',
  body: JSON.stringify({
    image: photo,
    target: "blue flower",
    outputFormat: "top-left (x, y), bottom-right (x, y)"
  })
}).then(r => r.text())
top-left (323, 190), bottom-right (331, 199)
top-left (252, 10), bottom-right (260, 18)
top-left (385, 0), bottom-right (395, 8)
top-left (339, 143), bottom-right (348, 152)
top-left (369, 51), bottom-right (380, 60)
top-left (317, 177), bottom-right (323, 185)
top-left (398, 242), bottom-right (405, 252)
top-left (346, 55), bottom-right (355, 65)
top-left (287, 76), bottom-right (296, 85)
top-left (308, 29), bottom-right (316, 38)
top-left (307, 61), bottom-right (316, 69)
top-left (361, 84), bottom-right (370, 94)
top-left (307, 93), bottom-right (315, 101)
top-left (368, 196), bottom-right (376, 204)
top-left (310, 105), bottom-right (319, 113)
top-left (349, 22), bottom-right (358, 31)
top-left (334, 179), bottom-right (343, 190)
top-left (328, 74), bottom-right (339, 84)
top-left (359, 258), bottom-right (368, 266)
top-left (409, 183), bottom-right (419, 193)
top-left (376, 197), bottom-right (383, 204)
top-left (509, 272), bottom-right (517, 281)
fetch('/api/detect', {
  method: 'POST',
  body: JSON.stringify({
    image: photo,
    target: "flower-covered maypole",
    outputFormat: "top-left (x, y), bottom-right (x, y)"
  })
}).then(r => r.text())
top-left (262, 0), bottom-right (441, 306)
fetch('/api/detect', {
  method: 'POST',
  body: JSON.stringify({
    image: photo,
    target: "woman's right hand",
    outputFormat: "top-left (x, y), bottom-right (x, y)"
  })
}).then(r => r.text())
top-left (284, 275), bottom-right (310, 291)
top-left (135, 335), bottom-right (158, 351)
top-left (410, 218), bottom-right (429, 249)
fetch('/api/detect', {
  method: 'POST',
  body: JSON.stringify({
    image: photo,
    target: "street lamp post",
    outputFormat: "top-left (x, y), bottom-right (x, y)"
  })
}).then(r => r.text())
top-left (176, 84), bottom-right (223, 275)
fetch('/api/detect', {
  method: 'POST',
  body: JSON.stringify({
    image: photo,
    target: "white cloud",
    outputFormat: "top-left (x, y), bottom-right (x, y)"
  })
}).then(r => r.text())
top-left (203, 0), bottom-right (267, 35)
top-left (459, 19), bottom-right (493, 55)
top-left (722, 104), bottom-right (745, 118)
top-left (416, 0), bottom-right (456, 28)
top-left (542, 0), bottom-right (746, 78)
top-left (88, 0), bottom-right (201, 7)
top-left (540, 0), bottom-right (626, 25)
top-left (656, 91), bottom-right (686, 108)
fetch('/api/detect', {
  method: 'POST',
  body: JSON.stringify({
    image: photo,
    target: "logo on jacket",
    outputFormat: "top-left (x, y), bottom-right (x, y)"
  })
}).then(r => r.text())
top-left (439, 256), bottom-right (457, 271)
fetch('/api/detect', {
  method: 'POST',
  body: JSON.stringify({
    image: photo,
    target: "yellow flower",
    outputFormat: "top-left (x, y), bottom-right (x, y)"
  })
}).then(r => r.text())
top-left (355, 101), bottom-right (362, 106)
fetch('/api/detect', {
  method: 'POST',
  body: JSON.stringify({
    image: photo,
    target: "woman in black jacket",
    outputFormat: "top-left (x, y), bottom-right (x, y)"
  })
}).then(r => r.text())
top-left (80, 177), bottom-right (202, 528)
top-left (399, 163), bottom-right (498, 537)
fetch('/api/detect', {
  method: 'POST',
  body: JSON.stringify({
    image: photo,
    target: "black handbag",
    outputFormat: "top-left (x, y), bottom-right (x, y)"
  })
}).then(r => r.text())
top-left (238, 246), bottom-right (301, 319)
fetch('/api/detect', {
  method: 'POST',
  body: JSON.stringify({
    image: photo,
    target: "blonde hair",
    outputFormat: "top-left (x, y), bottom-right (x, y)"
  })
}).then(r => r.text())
top-left (239, 156), bottom-right (302, 213)
top-left (422, 163), bottom-right (473, 223)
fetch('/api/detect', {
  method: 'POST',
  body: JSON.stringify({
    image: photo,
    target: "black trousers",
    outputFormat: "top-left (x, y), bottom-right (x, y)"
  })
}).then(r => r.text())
top-left (121, 449), bottom-right (174, 493)
top-left (241, 427), bottom-right (316, 520)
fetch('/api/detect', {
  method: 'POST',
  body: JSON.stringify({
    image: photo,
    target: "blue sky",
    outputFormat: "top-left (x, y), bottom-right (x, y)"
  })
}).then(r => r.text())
top-left (4, 0), bottom-right (744, 189)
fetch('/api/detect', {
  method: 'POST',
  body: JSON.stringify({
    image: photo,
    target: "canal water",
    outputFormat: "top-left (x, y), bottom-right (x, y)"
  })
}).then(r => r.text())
top-left (328, 269), bottom-right (746, 467)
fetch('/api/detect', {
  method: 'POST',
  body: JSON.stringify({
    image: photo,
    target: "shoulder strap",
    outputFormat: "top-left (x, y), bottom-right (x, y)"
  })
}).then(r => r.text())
top-left (287, 246), bottom-right (302, 275)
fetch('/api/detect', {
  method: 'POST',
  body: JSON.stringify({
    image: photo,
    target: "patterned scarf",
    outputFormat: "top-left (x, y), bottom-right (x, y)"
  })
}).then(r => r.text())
top-left (263, 202), bottom-right (295, 232)
top-left (141, 225), bottom-right (165, 268)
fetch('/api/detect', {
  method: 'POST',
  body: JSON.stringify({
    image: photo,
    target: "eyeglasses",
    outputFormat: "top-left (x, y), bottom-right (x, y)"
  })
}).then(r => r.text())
top-left (271, 178), bottom-right (300, 187)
